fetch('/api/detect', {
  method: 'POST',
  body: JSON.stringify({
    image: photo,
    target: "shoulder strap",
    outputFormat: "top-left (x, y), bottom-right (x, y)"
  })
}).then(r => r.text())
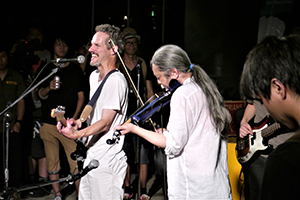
top-left (79, 69), bottom-right (117, 124)
top-left (85, 69), bottom-right (118, 148)
top-left (87, 69), bottom-right (118, 107)
top-left (87, 69), bottom-right (118, 148)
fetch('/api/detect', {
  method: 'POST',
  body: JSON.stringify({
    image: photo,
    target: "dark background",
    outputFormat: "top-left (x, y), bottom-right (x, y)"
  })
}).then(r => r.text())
top-left (1, 0), bottom-right (300, 100)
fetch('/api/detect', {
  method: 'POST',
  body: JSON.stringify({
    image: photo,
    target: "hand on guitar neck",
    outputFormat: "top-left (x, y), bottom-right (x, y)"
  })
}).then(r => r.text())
top-left (51, 106), bottom-right (82, 140)
top-left (51, 105), bottom-right (88, 168)
top-left (236, 116), bottom-right (281, 164)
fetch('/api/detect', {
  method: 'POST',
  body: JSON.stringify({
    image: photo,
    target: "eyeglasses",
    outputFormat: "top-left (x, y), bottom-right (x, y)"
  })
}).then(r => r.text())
top-left (125, 41), bottom-right (138, 46)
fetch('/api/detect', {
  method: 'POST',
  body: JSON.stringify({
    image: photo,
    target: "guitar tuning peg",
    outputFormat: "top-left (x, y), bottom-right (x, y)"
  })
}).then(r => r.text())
top-left (58, 105), bottom-right (65, 111)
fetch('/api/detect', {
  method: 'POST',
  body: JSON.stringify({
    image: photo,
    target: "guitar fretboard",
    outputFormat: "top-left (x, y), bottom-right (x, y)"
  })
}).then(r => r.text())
top-left (262, 123), bottom-right (281, 138)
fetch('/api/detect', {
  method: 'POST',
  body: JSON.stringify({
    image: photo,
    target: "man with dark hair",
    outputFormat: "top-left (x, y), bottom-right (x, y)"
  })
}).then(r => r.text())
top-left (0, 44), bottom-right (25, 188)
top-left (37, 35), bottom-right (84, 200)
top-left (240, 35), bottom-right (300, 200)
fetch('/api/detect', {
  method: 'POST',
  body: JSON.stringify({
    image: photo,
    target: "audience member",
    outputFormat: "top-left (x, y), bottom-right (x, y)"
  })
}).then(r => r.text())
top-left (118, 27), bottom-right (154, 200)
top-left (0, 43), bottom-right (25, 188)
top-left (10, 24), bottom-right (51, 192)
top-left (115, 44), bottom-right (233, 199)
top-left (240, 35), bottom-right (300, 200)
top-left (11, 24), bottom-right (51, 85)
top-left (57, 24), bottom-right (128, 200)
top-left (36, 34), bottom-right (84, 200)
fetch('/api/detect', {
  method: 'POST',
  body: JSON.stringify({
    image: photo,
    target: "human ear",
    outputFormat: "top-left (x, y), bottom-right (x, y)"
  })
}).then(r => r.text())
top-left (110, 45), bottom-right (118, 55)
top-left (170, 68), bottom-right (179, 79)
top-left (271, 78), bottom-right (286, 100)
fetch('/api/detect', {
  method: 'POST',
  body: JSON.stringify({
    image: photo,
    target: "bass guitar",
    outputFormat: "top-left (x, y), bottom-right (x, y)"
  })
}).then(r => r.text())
top-left (236, 116), bottom-right (281, 164)
top-left (51, 106), bottom-right (88, 170)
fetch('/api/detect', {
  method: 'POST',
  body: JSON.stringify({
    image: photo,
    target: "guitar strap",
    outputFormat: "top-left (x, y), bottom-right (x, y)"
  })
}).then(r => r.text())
top-left (83, 69), bottom-right (118, 147)
top-left (88, 69), bottom-right (118, 108)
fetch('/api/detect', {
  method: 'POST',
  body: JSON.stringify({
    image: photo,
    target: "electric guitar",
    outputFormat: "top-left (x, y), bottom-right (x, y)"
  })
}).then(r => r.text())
top-left (236, 116), bottom-right (281, 164)
top-left (51, 106), bottom-right (88, 170)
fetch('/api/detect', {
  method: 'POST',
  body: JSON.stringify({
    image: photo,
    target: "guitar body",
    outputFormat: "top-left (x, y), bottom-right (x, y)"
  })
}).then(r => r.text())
top-left (236, 116), bottom-right (280, 164)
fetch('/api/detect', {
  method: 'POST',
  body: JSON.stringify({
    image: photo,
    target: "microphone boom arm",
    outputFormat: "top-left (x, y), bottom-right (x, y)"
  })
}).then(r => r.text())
top-left (0, 66), bottom-right (60, 117)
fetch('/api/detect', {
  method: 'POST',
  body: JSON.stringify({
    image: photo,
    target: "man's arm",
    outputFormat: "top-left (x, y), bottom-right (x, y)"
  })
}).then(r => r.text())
top-left (38, 78), bottom-right (59, 99)
top-left (12, 98), bottom-right (25, 133)
top-left (146, 80), bottom-right (154, 100)
top-left (59, 108), bottom-right (117, 140)
top-left (72, 91), bottom-right (85, 119)
top-left (239, 104), bottom-right (256, 138)
top-left (115, 123), bottom-right (167, 148)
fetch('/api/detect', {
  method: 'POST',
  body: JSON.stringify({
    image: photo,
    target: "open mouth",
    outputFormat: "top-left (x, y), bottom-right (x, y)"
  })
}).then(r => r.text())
top-left (91, 53), bottom-right (98, 60)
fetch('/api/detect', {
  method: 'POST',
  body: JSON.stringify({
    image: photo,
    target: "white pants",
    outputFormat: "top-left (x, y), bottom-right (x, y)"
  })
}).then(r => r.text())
top-left (79, 155), bottom-right (127, 200)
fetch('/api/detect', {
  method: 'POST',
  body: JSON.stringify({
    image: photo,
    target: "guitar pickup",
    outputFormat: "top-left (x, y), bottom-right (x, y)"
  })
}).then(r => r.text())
top-left (236, 140), bottom-right (244, 151)
top-left (250, 132), bottom-right (256, 145)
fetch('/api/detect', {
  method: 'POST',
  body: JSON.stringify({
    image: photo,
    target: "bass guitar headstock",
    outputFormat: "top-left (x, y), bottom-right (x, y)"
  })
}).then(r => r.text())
top-left (51, 105), bottom-right (67, 126)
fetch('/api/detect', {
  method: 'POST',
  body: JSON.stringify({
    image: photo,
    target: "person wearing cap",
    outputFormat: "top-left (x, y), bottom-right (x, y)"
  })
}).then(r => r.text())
top-left (118, 27), bottom-right (154, 200)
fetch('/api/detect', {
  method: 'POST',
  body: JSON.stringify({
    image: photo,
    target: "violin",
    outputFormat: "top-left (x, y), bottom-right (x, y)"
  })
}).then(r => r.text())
top-left (107, 79), bottom-right (181, 145)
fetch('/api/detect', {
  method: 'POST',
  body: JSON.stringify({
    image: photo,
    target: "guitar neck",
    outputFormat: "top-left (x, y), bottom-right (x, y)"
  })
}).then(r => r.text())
top-left (261, 123), bottom-right (281, 138)
top-left (59, 117), bottom-right (67, 127)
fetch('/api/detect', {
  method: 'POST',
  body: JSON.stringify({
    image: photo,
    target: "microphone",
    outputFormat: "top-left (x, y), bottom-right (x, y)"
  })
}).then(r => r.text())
top-left (51, 55), bottom-right (85, 64)
top-left (70, 159), bottom-right (99, 181)
top-left (136, 63), bottom-right (140, 72)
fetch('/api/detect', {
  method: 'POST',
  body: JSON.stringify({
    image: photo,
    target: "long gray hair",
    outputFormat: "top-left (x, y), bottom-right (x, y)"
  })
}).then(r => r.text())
top-left (150, 45), bottom-right (231, 137)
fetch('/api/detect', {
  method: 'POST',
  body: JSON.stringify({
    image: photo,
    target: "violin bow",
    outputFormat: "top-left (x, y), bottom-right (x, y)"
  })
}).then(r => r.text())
top-left (109, 39), bottom-right (156, 131)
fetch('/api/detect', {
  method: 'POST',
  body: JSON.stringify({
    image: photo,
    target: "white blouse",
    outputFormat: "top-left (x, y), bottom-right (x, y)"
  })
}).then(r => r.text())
top-left (163, 77), bottom-right (232, 200)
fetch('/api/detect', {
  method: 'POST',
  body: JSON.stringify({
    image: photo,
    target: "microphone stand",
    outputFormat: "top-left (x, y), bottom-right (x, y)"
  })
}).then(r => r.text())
top-left (159, 108), bottom-right (168, 200)
top-left (3, 112), bottom-right (11, 189)
top-left (0, 62), bottom-right (62, 196)
top-left (0, 173), bottom-right (75, 199)
top-left (0, 159), bottom-right (99, 199)
top-left (0, 63), bottom-right (62, 117)
top-left (135, 64), bottom-right (141, 200)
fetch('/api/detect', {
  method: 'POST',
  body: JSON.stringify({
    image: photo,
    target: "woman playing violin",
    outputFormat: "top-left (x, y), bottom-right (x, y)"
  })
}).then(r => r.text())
top-left (115, 44), bottom-right (233, 200)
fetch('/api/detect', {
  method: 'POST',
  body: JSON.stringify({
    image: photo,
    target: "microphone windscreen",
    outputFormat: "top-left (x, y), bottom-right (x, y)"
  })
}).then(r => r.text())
top-left (88, 159), bottom-right (99, 169)
top-left (78, 55), bottom-right (85, 64)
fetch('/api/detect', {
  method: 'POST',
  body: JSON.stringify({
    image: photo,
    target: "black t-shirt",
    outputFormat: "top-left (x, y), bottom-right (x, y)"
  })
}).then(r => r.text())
top-left (260, 130), bottom-right (300, 200)
top-left (37, 62), bottom-right (83, 125)
top-left (119, 59), bottom-right (146, 116)
top-left (0, 68), bottom-right (25, 130)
